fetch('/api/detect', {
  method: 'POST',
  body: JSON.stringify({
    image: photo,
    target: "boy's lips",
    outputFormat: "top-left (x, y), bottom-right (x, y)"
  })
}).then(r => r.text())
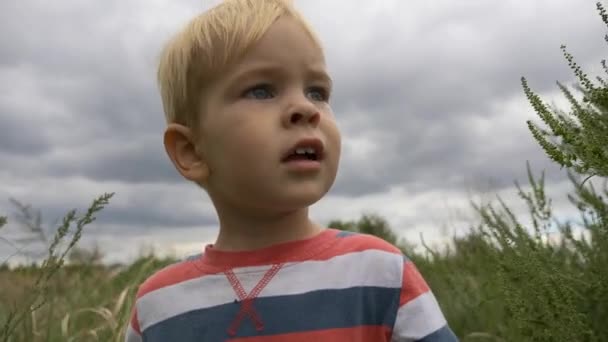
top-left (281, 137), bottom-right (325, 162)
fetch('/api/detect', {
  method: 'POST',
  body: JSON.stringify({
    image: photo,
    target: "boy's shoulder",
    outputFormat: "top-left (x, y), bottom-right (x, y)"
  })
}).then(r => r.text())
top-left (330, 229), bottom-right (405, 257)
top-left (324, 229), bottom-right (408, 275)
top-left (134, 254), bottom-right (205, 300)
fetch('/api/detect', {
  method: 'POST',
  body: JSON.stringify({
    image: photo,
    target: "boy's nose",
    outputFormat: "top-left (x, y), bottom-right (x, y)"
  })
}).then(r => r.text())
top-left (283, 96), bottom-right (320, 128)
top-left (287, 110), bottom-right (320, 126)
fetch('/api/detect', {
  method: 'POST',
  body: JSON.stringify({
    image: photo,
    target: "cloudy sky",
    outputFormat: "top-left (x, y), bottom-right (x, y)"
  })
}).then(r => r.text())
top-left (1, 0), bottom-right (605, 264)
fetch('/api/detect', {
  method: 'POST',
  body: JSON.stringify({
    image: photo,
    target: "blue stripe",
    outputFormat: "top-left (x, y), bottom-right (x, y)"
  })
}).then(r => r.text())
top-left (415, 325), bottom-right (459, 342)
top-left (142, 286), bottom-right (400, 341)
top-left (183, 253), bottom-right (202, 261)
top-left (336, 230), bottom-right (358, 237)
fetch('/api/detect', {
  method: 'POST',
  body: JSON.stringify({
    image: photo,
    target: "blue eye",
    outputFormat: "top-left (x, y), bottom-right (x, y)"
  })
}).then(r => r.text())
top-left (307, 87), bottom-right (329, 102)
top-left (244, 85), bottom-right (274, 100)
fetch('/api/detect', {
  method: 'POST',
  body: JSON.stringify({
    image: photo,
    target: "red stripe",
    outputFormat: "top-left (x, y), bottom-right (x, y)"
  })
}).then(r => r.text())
top-left (229, 325), bottom-right (392, 342)
top-left (130, 307), bottom-right (141, 334)
top-left (135, 259), bottom-right (211, 299)
top-left (399, 260), bottom-right (430, 306)
top-left (196, 230), bottom-right (403, 271)
top-left (135, 230), bottom-right (403, 301)
top-left (326, 232), bottom-right (403, 257)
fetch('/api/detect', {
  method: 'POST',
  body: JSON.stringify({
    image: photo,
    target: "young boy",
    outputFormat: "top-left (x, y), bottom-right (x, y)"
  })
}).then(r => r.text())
top-left (126, 0), bottom-right (458, 341)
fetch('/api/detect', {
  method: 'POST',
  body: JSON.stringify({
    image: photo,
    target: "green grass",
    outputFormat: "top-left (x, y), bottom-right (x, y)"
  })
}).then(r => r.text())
top-left (1, 167), bottom-right (606, 341)
top-left (0, 257), bottom-right (174, 342)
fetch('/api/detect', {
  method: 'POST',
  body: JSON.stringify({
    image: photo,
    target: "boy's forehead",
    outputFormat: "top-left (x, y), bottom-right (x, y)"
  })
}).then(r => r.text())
top-left (245, 49), bottom-right (326, 75)
top-left (227, 60), bottom-right (332, 86)
top-left (221, 19), bottom-right (330, 84)
top-left (252, 24), bottom-right (323, 59)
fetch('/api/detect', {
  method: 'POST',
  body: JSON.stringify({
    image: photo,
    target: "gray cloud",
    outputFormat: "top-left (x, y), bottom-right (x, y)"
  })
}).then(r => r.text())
top-left (0, 110), bottom-right (52, 155)
top-left (0, 0), bottom-right (605, 249)
top-left (317, 0), bottom-right (606, 195)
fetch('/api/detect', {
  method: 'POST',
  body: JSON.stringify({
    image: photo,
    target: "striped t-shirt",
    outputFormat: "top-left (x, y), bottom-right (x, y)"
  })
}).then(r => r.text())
top-left (125, 228), bottom-right (458, 341)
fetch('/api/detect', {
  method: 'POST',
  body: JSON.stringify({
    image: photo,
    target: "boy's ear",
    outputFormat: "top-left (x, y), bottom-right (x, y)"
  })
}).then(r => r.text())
top-left (163, 123), bottom-right (210, 185)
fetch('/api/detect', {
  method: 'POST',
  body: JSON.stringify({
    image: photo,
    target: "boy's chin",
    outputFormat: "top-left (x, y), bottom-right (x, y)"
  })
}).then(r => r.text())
top-left (288, 184), bottom-right (330, 202)
top-left (267, 190), bottom-right (327, 213)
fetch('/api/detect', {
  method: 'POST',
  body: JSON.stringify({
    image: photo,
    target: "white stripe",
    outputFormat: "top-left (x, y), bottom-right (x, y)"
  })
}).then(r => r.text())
top-left (124, 324), bottom-right (142, 342)
top-left (138, 249), bottom-right (403, 331)
top-left (392, 291), bottom-right (447, 341)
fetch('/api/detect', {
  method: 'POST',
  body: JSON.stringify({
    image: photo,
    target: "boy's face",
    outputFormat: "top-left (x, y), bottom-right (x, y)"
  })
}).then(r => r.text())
top-left (197, 16), bottom-right (341, 215)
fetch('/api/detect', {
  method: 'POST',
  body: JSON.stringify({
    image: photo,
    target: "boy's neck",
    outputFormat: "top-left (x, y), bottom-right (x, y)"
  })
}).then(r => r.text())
top-left (211, 207), bottom-right (323, 252)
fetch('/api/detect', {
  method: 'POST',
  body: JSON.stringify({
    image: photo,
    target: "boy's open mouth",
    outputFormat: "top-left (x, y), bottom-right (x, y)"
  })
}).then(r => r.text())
top-left (284, 147), bottom-right (318, 161)
top-left (281, 137), bottom-right (324, 163)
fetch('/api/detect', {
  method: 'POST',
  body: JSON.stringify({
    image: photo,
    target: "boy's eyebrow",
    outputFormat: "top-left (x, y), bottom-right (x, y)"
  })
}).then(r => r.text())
top-left (309, 69), bottom-right (333, 88)
top-left (227, 63), bottom-right (333, 88)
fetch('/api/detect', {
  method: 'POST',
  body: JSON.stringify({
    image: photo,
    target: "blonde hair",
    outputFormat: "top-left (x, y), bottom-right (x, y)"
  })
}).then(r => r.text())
top-left (157, 0), bottom-right (323, 133)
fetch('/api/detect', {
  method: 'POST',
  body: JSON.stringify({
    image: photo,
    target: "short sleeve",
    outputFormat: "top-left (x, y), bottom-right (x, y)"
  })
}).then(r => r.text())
top-left (391, 257), bottom-right (459, 342)
top-left (124, 302), bottom-right (143, 342)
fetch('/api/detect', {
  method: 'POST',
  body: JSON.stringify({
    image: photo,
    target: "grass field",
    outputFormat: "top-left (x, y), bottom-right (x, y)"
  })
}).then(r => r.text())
top-left (1, 172), bottom-right (606, 341)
